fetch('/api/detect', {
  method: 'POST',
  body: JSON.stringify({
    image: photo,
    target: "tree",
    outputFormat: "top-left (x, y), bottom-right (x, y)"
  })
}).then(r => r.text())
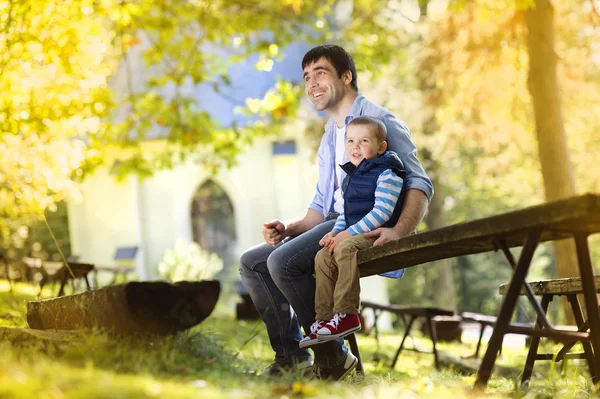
top-left (1, 0), bottom-right (111, 253)
top-left (422, 0), bottom-right (600, 322)
top-left (524, 0), bottom-right (578, 322)
top-left (416, 0), bottom-right (457, 311)
top-left (1, 0), bottom-right (408, 254)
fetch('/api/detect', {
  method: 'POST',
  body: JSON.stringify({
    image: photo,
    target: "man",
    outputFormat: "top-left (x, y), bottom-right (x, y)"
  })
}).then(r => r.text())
top-left (239, 44), bottom-right (433, 380)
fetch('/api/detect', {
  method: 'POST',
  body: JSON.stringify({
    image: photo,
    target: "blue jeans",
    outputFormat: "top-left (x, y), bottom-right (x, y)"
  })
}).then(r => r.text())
top-left (239, 217), bottom-right (347, 368)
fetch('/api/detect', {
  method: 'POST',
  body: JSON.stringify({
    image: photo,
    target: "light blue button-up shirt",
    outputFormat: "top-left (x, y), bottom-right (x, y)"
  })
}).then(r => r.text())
top-left (308, 94), bottom-right (434, 279)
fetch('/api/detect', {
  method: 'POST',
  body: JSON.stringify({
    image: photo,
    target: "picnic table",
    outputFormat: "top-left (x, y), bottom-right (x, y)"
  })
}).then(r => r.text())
top-left (356, 193), bottom-right (600, 389)
top-left (499, 276), bottom-right (600, 388)
top-left (360, 300), bottom-right (453, 369)
top-left (21, 258), bottom-right (94, 297)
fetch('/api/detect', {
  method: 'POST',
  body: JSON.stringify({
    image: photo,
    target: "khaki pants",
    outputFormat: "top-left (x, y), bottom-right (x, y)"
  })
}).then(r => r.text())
top-left (314, 234), bottom-right (375, 321)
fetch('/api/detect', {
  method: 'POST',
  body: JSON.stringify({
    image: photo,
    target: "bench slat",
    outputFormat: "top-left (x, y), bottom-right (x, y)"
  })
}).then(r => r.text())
top-left (461, 312), bottom-right (497, 325)
top-left (499, 275), bottom-right (600, 296)
top-left (361, 301), bottom-right (453, 317)
top-left (358, 194), bottom-right (600, 277)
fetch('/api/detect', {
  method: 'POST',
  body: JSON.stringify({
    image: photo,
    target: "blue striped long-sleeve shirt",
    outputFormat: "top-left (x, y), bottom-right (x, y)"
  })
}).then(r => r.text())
top-left (332, 169), bottom-right (403, 235)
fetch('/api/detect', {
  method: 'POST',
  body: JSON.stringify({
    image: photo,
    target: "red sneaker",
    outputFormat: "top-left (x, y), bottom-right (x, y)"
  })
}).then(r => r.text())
top-left (299, 320), bottom-right (325, 348)
top-left (317, 313), bottom-right (361, 341)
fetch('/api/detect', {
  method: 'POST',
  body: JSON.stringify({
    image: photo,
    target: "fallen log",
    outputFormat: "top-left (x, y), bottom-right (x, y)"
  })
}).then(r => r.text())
top-left (27, 280), bottom-right (220, 335)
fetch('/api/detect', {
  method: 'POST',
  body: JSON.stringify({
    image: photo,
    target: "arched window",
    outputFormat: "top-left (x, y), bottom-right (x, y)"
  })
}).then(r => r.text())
top-left (190, 180), bottom-right (236, 275)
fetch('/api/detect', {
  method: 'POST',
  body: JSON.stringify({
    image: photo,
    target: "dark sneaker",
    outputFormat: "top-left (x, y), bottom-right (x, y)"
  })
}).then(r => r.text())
top-left (299, 320), bottom-right (325, 349)
top-left (317, 313), bottom-right (361, 341)
top-left (314, 352), bottom-right (358, 381)
top-left (264, 358), bottom-right (313, 377)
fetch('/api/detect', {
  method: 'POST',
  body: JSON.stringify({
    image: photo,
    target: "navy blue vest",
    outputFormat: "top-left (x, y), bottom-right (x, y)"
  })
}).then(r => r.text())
top-left (340, 151), bottom-right (406, 229)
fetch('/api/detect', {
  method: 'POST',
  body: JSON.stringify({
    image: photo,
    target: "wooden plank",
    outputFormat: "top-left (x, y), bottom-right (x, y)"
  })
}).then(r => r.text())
top-left (499, 275), bottom-right (600, 296)
top-left (461, 312), bottom-right (497, 325)
top-left (27, 280), bottom-right (220, 335)
top-left (359, 193), bottom-right (600, 277)
top-left (361, 301), bottom-right (453, 317)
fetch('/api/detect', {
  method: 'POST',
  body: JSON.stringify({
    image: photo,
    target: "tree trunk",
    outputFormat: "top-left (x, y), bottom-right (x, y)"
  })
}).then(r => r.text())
top-left (525, 0), bottom-right (578, 324)
top-left (418, 1), bottom-right (457, 312)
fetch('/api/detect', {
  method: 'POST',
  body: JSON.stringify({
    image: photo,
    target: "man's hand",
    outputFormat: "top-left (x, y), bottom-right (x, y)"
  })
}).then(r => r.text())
top-left (328, 230), bottom-right (351, 254)
top-left (365, 189), bottom-right (429, 246)
top-left (263, 220), bottom-right (287, 245)
top-left (319, 231), bottom-right (338, 247)
top-left (364, 227), bottom-right (405, 247)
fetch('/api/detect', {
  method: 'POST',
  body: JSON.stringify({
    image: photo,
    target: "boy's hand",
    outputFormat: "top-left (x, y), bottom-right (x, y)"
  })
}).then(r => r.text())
top-left (319, 231), bottom-right (338, 247)
top-left (328, 230), bottom-right (351, 254)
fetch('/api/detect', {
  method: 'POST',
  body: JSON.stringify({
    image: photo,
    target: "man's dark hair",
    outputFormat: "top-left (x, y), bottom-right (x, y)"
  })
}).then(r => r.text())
top-left (347, 116), bottom-right (387, 142)
top-left (302, 44), bottom-right (358, 92)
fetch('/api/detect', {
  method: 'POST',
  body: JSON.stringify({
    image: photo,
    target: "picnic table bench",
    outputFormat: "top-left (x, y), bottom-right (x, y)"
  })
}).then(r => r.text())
top-left (460, 312), bottom-right (498, 358)
top-left (360, 300), bottom-right (453, 369)
top-left (355, 193), bottom-right (600, 390)
top-left (499, 275), bottom-right (600, 388)
top-left (21, 257), bottom-right (95, 297)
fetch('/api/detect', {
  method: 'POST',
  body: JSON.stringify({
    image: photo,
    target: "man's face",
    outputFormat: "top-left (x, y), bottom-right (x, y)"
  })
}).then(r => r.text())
top-left (346, 124), bottom-right (386, 166)
top-left (303, 57), bottom-right (349, 112)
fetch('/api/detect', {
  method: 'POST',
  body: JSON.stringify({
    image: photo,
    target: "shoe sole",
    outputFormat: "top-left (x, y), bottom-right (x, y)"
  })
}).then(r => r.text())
top-left (338, 354), bottom-right (358, 381)
top-left (299, 338), bottom-right (322, 349)
top-left (316, 325), bottom-right (361, 342)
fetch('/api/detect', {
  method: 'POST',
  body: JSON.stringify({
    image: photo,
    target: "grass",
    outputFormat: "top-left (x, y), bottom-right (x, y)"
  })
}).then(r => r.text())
top-left (0, 280), bottom-right (597, 398)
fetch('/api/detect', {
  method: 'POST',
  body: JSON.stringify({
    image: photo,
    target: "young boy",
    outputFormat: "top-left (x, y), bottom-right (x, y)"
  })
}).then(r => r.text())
top-left (299, 115), bottom-right (406, 348)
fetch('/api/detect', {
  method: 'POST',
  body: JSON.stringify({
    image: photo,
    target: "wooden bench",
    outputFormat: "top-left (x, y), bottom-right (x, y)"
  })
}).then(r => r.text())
top-left (460, 312), bottom-right (498, 358)
top-left (22, 257), bottom-right (95, 297)
top-left (360, 300), bottom-right (453, 369)
top-left (499, 276), bottom-right (600, 388)
top-left (355, 193), bottom-right (600, 390)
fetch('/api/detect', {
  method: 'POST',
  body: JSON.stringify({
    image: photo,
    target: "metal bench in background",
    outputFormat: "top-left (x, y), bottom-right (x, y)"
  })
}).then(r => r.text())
top-left (92, 246), bottom-right (138, 287)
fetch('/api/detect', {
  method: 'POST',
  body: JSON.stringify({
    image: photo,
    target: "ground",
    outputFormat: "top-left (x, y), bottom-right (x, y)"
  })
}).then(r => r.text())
top-left (0, 280), bottom-right (595, 399)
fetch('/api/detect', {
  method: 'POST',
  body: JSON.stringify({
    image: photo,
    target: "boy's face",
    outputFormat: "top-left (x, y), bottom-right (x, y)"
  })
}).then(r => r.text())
top-left (346, 124), bottom-right (387, 166)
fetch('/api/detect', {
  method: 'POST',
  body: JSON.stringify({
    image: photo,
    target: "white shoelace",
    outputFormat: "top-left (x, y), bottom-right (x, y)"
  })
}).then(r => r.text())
top-left (310, 320), bottom-right (323, 334)
top-left (326, 313), bottom-right (346, 329)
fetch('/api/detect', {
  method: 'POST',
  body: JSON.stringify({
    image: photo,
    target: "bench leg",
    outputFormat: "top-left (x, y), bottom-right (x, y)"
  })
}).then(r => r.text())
top-left (574, 234), bottom-right (600, 382)
top-left (346, 333), bottom-right (364, 375)
top-left (371, 309), bottom-right (382, 360)
top-left (373, 309), bottom-right (380, 342)
top-left (474, 231), bottom-right (540, 389)
top-left (391, 315), bottom-right (416, 369)
top-left (558, 295), bottom-right (599, 383)
top-left (38, 276), bottom-right (47, 298)
top-left (58, 274), bottom-right (69, 297)
top-left (474, 323), bottom-right (486, 358)
top-left (520, 294), bottom-right (552, 390)
top-left (425, 315), bottom-right (440, 370)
